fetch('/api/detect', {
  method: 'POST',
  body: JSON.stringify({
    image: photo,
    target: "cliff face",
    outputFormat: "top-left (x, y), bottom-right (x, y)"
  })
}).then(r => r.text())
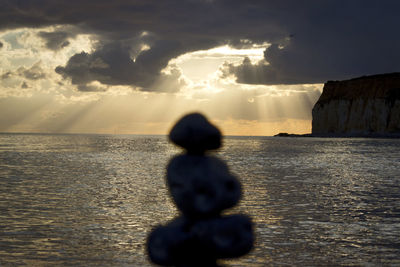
top-left (312, 73), bottom-right (400, 136)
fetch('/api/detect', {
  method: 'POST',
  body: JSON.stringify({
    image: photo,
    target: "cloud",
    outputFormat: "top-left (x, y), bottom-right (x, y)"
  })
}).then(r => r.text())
top-left (38, 30), bottom-right (74, 50)
top-left (0, 41), bottom-right (3, 48)
top-left (17, 62), bottom-right (46, 80)
top-left (0, 0), bottom-right (399, 90)
top-left (223, 1), bottom-right (400, 84)
top-left (76, 83), bottom-right (107, 92)
top-left (55, 40), bottom-right (184, 91)
top-left (21, 81), bottom-right (29, 88)
top-left (1, 62), bottom-right (46, 80)
top-left (1, 71), bottom-right (12, 80)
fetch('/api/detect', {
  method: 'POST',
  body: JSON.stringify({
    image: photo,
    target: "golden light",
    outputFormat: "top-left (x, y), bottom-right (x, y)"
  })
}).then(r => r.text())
top-left (0, 28), bottom-right (322, 136)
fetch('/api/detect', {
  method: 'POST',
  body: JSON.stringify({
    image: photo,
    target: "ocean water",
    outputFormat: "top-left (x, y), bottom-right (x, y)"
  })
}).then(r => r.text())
top-left (0, 133), bottom-right (399, 266)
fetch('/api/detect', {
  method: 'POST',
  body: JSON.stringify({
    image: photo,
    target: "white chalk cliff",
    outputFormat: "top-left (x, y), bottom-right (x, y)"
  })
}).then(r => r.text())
top-left (312, 73), bottom-right (400, 136)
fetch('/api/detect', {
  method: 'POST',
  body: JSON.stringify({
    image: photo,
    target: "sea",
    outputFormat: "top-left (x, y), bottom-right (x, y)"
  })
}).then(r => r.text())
top-left (0, 133), bottom-right (399, 266)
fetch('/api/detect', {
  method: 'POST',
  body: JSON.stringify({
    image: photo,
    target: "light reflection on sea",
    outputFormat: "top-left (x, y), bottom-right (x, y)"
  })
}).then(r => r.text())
top-left (0, 133), bottom-right (399, 266)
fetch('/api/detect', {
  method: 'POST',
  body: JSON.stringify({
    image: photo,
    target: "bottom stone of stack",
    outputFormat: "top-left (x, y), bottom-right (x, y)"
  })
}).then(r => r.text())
top-left (147, 215), bottom-right (253, 266)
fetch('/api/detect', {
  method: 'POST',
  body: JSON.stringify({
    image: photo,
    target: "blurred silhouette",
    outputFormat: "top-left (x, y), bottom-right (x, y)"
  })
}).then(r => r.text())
top-left (147, 113), bottom-right (253, 266)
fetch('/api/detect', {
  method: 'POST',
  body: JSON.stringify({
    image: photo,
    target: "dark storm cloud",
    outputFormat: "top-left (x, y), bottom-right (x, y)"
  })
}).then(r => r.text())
top-left (224, 1), bottom-right (400, 84)
top-left (55, 39), bottom-right (184, 91)
top-left (1, 0), bottom-right (399, 89)
top-left (38, 31), bottom-right (74, 50)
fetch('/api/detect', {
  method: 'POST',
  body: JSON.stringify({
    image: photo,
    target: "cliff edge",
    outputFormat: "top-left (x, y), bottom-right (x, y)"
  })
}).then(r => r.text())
top-left (312, 73), bottom-right (400, 136)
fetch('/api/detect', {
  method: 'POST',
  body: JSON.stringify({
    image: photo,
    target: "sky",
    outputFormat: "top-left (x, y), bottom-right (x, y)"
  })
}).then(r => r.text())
top-left (0, 0), bottom-right (399, 136)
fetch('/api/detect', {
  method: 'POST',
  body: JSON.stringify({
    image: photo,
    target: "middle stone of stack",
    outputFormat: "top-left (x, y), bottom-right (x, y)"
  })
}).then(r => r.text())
top-left (167, 154), bottom-right (241, 219)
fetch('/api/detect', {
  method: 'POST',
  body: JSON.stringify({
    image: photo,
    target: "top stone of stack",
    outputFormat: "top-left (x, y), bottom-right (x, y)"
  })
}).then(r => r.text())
top-left (169, 113), bottom-right (221, 154)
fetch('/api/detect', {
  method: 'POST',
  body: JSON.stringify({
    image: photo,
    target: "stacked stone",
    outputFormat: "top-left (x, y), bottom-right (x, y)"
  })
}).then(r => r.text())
top-left (147, 113), bottom-right (253, 267)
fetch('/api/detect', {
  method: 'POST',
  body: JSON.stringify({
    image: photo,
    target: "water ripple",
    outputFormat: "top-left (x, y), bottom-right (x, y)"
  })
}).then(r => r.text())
top-left (0, 134), bottom-right (399, 266)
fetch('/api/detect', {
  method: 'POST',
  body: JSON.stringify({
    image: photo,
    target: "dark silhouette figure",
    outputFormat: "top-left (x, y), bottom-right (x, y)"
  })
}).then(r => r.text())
top-left (147, 113), bottom-right (253, 266)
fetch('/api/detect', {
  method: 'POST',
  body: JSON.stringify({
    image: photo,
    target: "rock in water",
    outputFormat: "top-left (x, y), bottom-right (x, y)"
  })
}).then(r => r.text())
top-left (191, 215), bottom-right (254, 258)
top-left (167, 155), bottom-right (241, 219)
top-left (148, 112), bottom-right (253, 266)
top-left (169, 113), bottom-right (221, 154)
top-left (148, 215), bottom-right (253, 266)
top-left (147, 218), bottom-right (190, 266)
